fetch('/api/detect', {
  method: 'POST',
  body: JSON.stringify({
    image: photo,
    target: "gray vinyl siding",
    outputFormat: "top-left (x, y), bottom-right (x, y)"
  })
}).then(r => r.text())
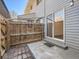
top-left (65, 0), bottom-right (79, 49)
top-left (0, 0), bottom-right (10, 18)
top-left (45, 0), bottom-right (65, 16)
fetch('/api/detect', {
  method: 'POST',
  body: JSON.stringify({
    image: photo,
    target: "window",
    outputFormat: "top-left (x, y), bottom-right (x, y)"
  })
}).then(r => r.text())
top-left (30, 6), bottom-right (32, 10)
top-left (37, 0), bottom-right (41, 5)
top-left (54, 9), bottom-right (64, 39)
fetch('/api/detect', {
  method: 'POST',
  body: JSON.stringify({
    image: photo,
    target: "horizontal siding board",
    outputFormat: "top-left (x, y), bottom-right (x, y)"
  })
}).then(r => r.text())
top-left (66, 28), bottom-right (79, 30)
top-left (66, 30), bottom-right (79, 34)
top-left (66, 26), bottom-right (79, 28)
top-left (66, 32), bottom-right (79, 35)
top-left (66, 29), bottom-right (79, 31)
top-left (66, 34), bottom-right (79, 37)
top-left (65, 19), bottom-right (79, 22)
top-left (66, 33), bottom-right (79, 35)
top-left (65, 28), bottom-right (79, 30)
top-left (65, 14), bottom-right (79, 19)
top-left (66, 25), bottom-right (79, 27)
top-left (66, 22), bottom-right (79, 24)
top-left (66, 21), bottom-right (79, 24)
top-left (66, 22), bottom-right (79, 25)
top-left (65, 13), bottom-right (79, 18)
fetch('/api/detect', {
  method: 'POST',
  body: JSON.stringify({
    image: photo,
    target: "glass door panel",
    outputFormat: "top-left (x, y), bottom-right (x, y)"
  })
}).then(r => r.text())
top-left (54, 9), bottom-right (64, 40)
top-left (47, 14), bottom-right (54, 37)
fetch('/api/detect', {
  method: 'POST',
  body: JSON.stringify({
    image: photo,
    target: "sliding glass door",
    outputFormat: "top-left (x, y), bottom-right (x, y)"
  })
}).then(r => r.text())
top-left (47, 9), bottom-right (64, 40)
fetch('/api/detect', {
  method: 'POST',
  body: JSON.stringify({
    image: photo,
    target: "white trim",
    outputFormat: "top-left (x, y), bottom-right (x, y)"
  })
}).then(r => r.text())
top-left (63, 8), bottom-right (66, 44)
top-left (52, 12), bottom-right (54, 38)
top-left (45, 36), bottom-right (67, 48)
top-left (44, 0), bottom-right (47, 37)
top-left (54, 38), bottom-right (64, 42)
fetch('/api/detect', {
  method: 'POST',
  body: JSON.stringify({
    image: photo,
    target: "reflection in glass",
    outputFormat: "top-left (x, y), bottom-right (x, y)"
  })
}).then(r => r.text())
top-left (47, 14), bottom-right (53, 37)
top-left (54, 9), bottom-right (64, 39)
top-left (36, 17), bottom-right (44, 24)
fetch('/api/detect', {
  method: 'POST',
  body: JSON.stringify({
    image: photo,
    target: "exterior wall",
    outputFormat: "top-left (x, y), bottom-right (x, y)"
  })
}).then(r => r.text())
top-left (24, 0), bottom-right (44, 17)
top-left (24, 0), bottom-right (37, 15)
top-left (32, 0), bottom-right (44, 17)
top-left (30, 0), bottom-right (37, 13)
top-left (0, 0), bottom-right (10, 18)
top-left (25, 0), bottom-right (79, 49)
top-left (65, 0), bottom-right (79, 49)
top-left (45, 0), bottom-right (65, 16)
top-left (0, 0), bottom-right (10, 57)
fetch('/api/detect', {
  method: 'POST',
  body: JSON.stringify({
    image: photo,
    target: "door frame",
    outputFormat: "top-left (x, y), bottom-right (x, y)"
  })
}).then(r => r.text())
top-left (45, 9), bottom-right (66, 47)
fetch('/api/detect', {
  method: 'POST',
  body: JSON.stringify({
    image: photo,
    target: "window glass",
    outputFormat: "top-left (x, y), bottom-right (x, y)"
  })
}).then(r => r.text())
top-left (47, 14), bottom-right (54, 37)
top-left (54, 9), bottom-right (64, 39)
top-left (37, 0), bottom-right (42, 5)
